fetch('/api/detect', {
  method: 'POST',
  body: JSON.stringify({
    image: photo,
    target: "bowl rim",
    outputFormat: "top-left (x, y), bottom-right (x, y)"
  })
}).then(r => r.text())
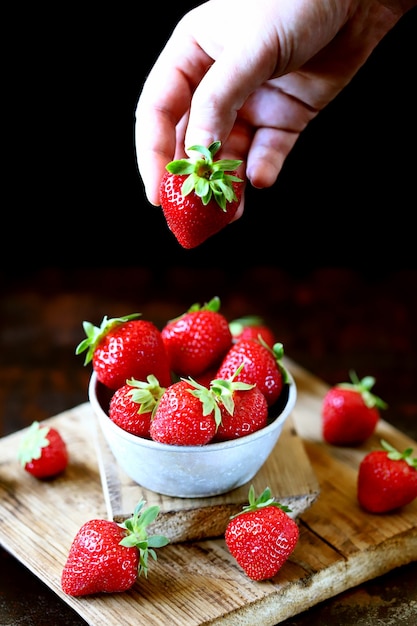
top-left (89, 370), bottom-right (297, 453)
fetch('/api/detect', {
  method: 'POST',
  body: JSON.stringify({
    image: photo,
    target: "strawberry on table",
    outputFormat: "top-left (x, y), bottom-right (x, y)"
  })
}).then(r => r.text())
top-left (161, 296), bottom-right (232, 378)
top-left (76, 313), bottom-right (172, 390)
top-left (109, 375), bottom-right (166, 437)
top-left (17, 420), bottom-right (68, 479)
top-left (321, 371), bottom-right (387, 446)
top-left (357, 439), bottom-right (417, 513)
top-left (61, 500), bottom-right (169, 596)
top-left (225, 485), bottom-right (299, 581)
top-left (229, 315), bottom-right (276, 349)
top-left (160, 141), bottom-right (244, 248)
top-left (216, 339), bottom-right (288, 407)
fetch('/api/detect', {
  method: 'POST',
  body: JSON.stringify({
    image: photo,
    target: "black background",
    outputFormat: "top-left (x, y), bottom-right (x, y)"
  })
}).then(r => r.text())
top-left (7, 5), bottom-right (416, 268)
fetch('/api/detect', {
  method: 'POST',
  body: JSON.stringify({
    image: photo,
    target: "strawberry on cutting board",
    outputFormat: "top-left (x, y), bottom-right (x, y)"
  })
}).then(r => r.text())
top-left (17, 421), bottom-right (68, 479)
top-left (76, 313), bottom-right (172, 390)
top-left (161, 296), bottom-right (232, 378)
top-left (61, 500), bottom-right (169, 596)
top-left (357, 439), bottom-right (417, 513)
top-left (225, 485), bottom-right (299, 581)
top-left (160, 141), bottom-right (244, 248)
top-left (321, 370), bottom-right (387, 446)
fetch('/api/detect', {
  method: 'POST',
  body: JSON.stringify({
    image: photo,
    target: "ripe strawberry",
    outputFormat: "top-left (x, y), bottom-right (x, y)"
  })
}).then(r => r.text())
top-left (76, 313), bottom-right (172, 390)
top-left (216, 339), bottom-right (287, 406)
top-left (160, 141), bottom-right (243, 248)
top-left (61, 499), bottom-right (169, 596)
top-left (225, 485), bottom-right (299, 581)
top-left (211, 370), bottom-right (269, 441)
top-left (109, 375), bottom-right (166, 437)
top-left (229, 315), bottom-right (276, 349)
top-left (150, 379), bottom-right (218, 445)
top-left (357, 439), bottom-right (417, 513)
top-left (161, 296), bottom-right (232, 378)
top-left (17, 421), bottom-right (68, 479)
top-left (321, 371), bottom-right (387, 446)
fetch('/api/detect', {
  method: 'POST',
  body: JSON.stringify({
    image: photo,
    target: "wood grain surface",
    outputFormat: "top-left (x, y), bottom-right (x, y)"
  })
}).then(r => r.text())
top-left (1, 360), bottom-right (416, 626)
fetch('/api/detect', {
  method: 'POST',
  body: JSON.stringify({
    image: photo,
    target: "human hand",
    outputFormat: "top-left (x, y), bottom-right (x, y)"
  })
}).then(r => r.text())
top-left (135, 0), bottom-right (410, 213)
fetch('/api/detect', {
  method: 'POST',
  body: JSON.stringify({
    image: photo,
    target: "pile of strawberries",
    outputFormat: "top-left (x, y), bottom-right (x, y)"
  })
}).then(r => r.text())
top-left (76, 296), bottom-right (289, 446)
top-left (16, 295), bottom-right (417, 596)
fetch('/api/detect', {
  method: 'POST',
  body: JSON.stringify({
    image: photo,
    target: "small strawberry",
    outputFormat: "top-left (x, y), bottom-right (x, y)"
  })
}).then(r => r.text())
top-left (216, 339), bottom-right (288, 407)
top-left (76, 313), bottom-right (172, 390)
top-left (109, 375), bottom-right (166, 437)
top-left (357, 439), bottom-right (417, 513)
top-left (225, 485), bottom-right (299, 581)
top-left (160, 141), bottom-right (243, 248)
top-left (229, 315), bottom-right (276, 349)
top-left (211, 368), bottom-right (269, 441)
top-left (161, 296), bottom-right (232, 378)
top-left (61, 499), bottom-right (169, 596)
top-left (150, 379), bottom-right (218, 445)
top-left (321, 371), bottom-right (387, 446)
top-left (17, 421), bottom-right (68, 479)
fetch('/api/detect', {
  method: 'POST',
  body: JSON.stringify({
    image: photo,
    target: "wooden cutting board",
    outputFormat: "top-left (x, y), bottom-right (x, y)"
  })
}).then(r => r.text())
top-left (95, 397), bottom-right (320, 542)
top-left (1, 360), bottom-right (416, 626)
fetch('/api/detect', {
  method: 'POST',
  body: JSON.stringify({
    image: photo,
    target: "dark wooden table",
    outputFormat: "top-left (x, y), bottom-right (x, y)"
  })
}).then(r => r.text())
top-left (1, 267), bottom-right (416, 625)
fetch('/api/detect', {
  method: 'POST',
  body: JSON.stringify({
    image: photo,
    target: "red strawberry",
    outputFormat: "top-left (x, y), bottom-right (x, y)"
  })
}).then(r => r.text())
top-left (109, 375), bottom-right (166, 437)
top-left (17, 421), bottom-right (68, 479)
top-left (211, 369), bottom-right (269, 441)
top-left (357, 439), bottom-right (417, 513)
top-left (160, 141), bottom-right (244, 248)
top-left (225, 485), bottom-right (299, 581)
top-left (161, 296), bottom-right (232, 378)
top-left (150, 379), bottom-right (218, 445)
top-left (76, 313), bottom-right (172, 390)
top-left (229, 315), bottom-right (276, 349)
top-left (321, 371), bottom-right (387, 446)
top-left (61, 499), bottom-right (169, 596)
top-left (216, 339), bottom-right (287, 406)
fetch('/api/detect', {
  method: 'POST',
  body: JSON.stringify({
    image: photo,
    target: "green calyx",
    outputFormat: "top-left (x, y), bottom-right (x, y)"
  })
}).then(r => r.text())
top-left (126, 375), bottom-right (166, 418)
top-left (17, 421), bottom-right (50, 466)
top-left (168, 296), bottom-right (221, 324)
top-left (165, 141), bottom-right (243, 211)
top-left (380, 439), bottom-right (417, 468)
top-left (75, 313), bottom-right (142, 365)
top-left (337, 370), bottom-right (388, 410)
top-left (184, 363), bottom-right (254, 429)
top-left (119, 500), bottom-right (169, 578)
top-left (230, 485), bottom-right (292, 519)
top-left (229, 315), bottom-right (265, 336)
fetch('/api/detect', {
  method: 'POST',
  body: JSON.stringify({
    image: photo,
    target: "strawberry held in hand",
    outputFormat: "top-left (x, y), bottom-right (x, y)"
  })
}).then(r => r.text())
top-left (161, 296), bottom-right (232, 378)
top-left (61, 500), bottom-right (169, 596)
top-left (321, 371), bottom-right (387, 446)
top-left (225, 485), bottom-right (299, 581)
top-left (17, 421), bottom-right (68, 479)
top-left (357, 439), bottom-right (417, 513)
top-left (160, 141), bottom-right (243, 248)
top-left (76, 313), bottom-right (172, 390)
